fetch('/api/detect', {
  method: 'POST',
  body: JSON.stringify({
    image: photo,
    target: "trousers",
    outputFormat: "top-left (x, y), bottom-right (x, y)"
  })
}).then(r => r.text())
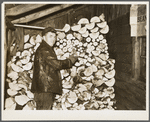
top-left (34, 92), bottom-right (56, 110)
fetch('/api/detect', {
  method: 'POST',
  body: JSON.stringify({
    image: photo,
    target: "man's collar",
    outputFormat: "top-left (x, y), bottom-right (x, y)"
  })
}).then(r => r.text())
top-left (41, 40), bottom-right (53, 49)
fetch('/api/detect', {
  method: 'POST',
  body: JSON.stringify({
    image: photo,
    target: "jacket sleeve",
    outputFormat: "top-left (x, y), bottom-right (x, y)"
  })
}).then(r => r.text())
top-left (41, 50), bottom-right (73, 71)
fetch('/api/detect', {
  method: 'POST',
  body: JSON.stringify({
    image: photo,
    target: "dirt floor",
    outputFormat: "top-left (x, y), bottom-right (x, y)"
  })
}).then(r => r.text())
top-left (114, 80), bottom-right (146, 110)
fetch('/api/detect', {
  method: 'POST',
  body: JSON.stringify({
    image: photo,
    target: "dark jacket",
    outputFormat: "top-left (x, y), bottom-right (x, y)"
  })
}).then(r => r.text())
top-left (31, 40), bottom-right (72, 95)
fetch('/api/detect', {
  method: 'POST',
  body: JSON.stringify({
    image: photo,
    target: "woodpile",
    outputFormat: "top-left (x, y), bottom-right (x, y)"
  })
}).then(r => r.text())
top-left (53, 13), bottom-right (116, 110)
top-left (5, 34), bottom-right (41, 110)
top-left (5, 13), bottom-right (116, 110)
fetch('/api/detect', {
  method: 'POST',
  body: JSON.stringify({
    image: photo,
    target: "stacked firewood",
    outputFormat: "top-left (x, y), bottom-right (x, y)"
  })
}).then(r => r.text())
top-left (5, 13), bottom-right (116, 110)
top-left (5, 34), bottom-right (42, 110)
top-left (53, 14), bottom-right (116, 110)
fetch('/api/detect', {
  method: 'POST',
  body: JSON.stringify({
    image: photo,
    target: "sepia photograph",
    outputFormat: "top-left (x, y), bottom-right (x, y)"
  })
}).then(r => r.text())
top-left (1, 1), bottom-right (149, 120)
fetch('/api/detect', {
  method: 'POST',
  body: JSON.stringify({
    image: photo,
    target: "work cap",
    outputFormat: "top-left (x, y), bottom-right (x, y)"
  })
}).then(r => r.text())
top-left (42, 27), bottom-right (56, 36)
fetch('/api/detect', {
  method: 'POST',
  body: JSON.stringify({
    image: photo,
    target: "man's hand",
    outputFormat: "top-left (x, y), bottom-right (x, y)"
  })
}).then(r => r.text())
top-left (68, 55), bottom-right (78, 64)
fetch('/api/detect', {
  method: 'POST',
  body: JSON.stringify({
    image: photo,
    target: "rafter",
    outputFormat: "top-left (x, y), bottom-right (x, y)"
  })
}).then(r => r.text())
top-left (6, 4), bottom-right (47, 16)
top-left (11, 4), bottom-right (74, 24)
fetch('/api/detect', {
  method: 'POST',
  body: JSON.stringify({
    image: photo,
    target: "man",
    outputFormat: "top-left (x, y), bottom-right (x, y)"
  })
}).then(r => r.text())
top-left (31, 27), bottom-right (78, 110)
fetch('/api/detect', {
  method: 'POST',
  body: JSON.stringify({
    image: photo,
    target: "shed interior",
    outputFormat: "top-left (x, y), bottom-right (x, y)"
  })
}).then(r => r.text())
top-left (4, 4), bottom-right (146, 110)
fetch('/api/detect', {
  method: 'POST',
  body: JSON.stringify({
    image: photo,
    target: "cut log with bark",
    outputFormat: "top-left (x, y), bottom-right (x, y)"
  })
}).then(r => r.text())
top-left (99, 13), bottom-right (105, 22)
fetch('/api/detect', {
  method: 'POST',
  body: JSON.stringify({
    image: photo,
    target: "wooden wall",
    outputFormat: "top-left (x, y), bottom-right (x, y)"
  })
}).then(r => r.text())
top-left (100, 5), bottom-right (146, 110)
top-left (95, 5), bottom-right (132, 82)
top-left (24, 5), bottom-right (96, 36)
top-left (107, 13), bottom-right (132, 82)
top-left (140, 37), bottom-right (146, 81)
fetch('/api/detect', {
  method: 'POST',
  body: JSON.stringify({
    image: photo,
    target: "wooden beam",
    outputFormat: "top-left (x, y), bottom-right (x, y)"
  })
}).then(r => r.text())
top-left (132, 37), bottom-right (141, 81)
top-left (6, 4), bottom-right (47, 16)
top-left (12, 4), bottom-right (74, 24)
top-left (14, 24), bottom-right (45, 30)
top-left (14, 24), bottom-right (62, 31)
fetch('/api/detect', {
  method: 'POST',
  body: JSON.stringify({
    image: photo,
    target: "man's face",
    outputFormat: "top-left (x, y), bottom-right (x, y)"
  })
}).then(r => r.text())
top-left (44, 32), bottom-right (56, 47)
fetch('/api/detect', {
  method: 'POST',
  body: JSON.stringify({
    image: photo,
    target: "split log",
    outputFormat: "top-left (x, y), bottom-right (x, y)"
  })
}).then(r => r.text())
top-left (97, 21), bottom-right (107, 28)
top-left (90, 16), bottom-right (100, 23)
top-left (9, 82), bottom-right (22, 91)
top-left (104, 69), bottom-right (116, 79)
top-left (92, 79), bottom-right (105, 87)
top-left (85, 22), bottom-right (95, 30)
top-left (15, 95), bottom-right (30, 106)
top-left (5, 103), bottom-right (16, 110)
top-left (71, 24), bottom-right (81, 31)
top-left (89, 32), bottom-right (99, 39)
top-left (78, 27), bottom-right (87, 34)
top-left (57, 32), bottom-right (66, 40)
top-left (11, 63), bottom-right (24, 72)
top-left (78, 18), bottom-right (89, 24)
top-left (24, 34), bottom-right (30, 43)
top-left (91, 27), bottom-right (99, 33)
top-left (100, 25), bottom-right (109, 34)
top-left (7, 89), bottom-right (18, 96)
top-left (67, 91), bottom-right (78, 104)
top-left (62, 24), bottom-right (70, 33)
top-left (105, 78), bottom-right (115, 87)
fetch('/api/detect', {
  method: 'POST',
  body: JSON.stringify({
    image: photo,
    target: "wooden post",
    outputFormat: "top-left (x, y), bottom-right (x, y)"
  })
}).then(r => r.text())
top-left (131, 37), bottom-right (141, 81)
top-left (130, 4), bottom-right (147, 81)
top-left (3, 17), bottom-right (7, 110)
top-left (3, 16), bottom-right (16, 109)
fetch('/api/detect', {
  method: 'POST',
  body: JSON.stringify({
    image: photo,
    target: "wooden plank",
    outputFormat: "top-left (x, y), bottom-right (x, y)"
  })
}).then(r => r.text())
top-left (115, 63), bottom-right (132, 74)
top-left (121, 24), bottom-right (130, 35)
top-left (17, 27), bottom-right (24, 51)
top-left (116, 53), bottom-right (132, 64)
top-left (115, 86), bottom-right (145, 108)
top-left (14, 24), bottom-right (45, 30)
top-left (140, 57), bottom-right (146, 81)
top-left (6, 4), bottom-right (47, 16)
top-left (4, 18), bottom-right (8, 108)
top-left (132, 37), bottom-right (141, 80)
top-left (116, 44), bottom-right (132, 54)
top-left (115, 82), bottom-right (146, 110)
top-left (120, 33), bottom-right (131, 44)
top-left (7, 29), bottom-right (12, 50)
top-left (116, 92), bottom-right (145, 110)
top-left (12, 4), bottom-right (74, 24)
top-left (69, 5), bottom-right (91, 25)
top-left (54, 14), bottom-right (68, 29)
top-left (115, 71), bottom-right (132, 82)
